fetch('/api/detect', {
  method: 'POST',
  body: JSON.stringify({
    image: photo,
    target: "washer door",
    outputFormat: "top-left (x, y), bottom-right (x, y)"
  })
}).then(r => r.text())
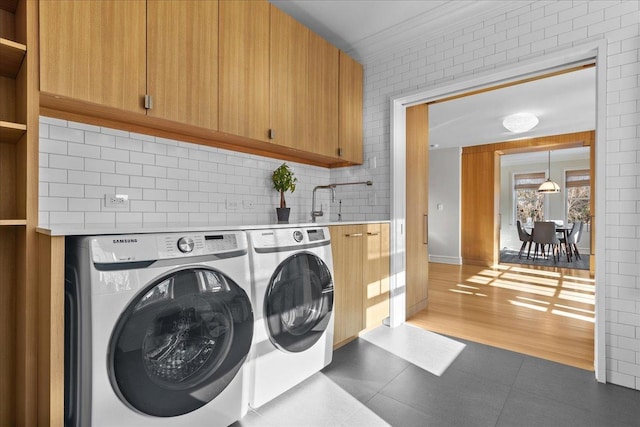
top-left (265, 252), bottom-right (333, 353)
top-left (108, 267), bottom-right (253, 417)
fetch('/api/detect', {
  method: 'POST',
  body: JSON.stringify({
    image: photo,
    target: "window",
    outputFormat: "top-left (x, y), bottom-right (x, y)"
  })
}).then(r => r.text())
top-left (514, 172), bottom-right (545, 224)
top-left (566, 169), bottom-right (590, 225)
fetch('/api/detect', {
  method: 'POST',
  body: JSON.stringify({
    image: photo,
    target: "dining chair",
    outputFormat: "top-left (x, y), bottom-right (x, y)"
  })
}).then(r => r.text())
top-left (532, 221), bottom-right (560, 263)
top-left (560, 221), bottom-right (583, 261)
top-left (516, 220), bottom-right (533, 259)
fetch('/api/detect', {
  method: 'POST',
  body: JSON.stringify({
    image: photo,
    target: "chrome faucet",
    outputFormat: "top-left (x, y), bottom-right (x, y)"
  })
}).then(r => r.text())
top-left (310, 180), bottom-right (373, 222)
top-left (311, 184), bottom-right (336, 222)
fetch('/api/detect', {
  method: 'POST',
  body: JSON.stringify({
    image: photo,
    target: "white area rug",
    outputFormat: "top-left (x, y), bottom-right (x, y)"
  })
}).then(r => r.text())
top-left (360, 324), bottom-right (466, 376)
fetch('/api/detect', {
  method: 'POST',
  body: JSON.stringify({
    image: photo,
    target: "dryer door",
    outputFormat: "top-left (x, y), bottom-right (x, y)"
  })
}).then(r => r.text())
top-left (108, 267), bottom-right (253, 417)
top-left (264, 252), bottom-right (334, 352)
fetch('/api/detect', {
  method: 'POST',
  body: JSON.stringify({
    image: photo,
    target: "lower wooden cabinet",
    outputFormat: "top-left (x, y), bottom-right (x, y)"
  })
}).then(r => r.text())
top-left (330, 223), bottom-right (390, 348)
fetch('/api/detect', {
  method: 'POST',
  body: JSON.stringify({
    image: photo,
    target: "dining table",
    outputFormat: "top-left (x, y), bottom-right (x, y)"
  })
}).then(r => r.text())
top-left (524, 222), bottom-right (573, 262)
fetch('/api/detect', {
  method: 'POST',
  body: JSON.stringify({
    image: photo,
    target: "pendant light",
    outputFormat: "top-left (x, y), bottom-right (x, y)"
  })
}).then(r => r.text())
top-left (538, 151), bottom-right (560, 193)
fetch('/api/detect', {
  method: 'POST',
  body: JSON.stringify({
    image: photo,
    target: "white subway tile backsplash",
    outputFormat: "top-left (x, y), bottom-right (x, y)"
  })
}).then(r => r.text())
top-left (68, 198), bottom-right (100, 212)
top-left (101, 147), bottom-right (130, 162)
top-left (116, 212), bottom-right (143, 224)
top-left (85, 132), bottom-right (116, 148)
top-left (142, 165), bottom-right (167, 178)
top-left (40, 197), bottom-right (67, 212)
top-left (130, 151), bottom-right (155, 165)
top-left (40, 138), bottom-right (68, 155)
top-left (85, 158), bottom-right (115, 174)
top-left (130, 176), bottom-right (156, 189)
top-left (116, 136), bottom-right (143, 152)
top-left (49, 183), bottom-right (84, 198)
top-left (143, 140), bottom-right (167, 155)
top-left (116, 162), bottom-right (143, 176)
top-left (40, 168), bottom-right (67, 183)
top-left (50, 126), bottom-right (84, 143)
top-left (101, 173), bottom-right (130, 187)
top-left (68, 170), bottom-right (100, 186)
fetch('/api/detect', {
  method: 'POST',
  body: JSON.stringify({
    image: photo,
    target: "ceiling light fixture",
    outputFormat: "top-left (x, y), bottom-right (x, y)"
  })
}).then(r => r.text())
top-left (538, 151), bottom-right (560, 194)
top-left (502, 112), bottom-right (539, 133)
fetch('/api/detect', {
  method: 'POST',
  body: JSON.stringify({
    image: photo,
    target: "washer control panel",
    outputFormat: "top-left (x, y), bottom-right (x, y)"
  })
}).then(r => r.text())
top-left (90, 231), bottom-right (246, 264)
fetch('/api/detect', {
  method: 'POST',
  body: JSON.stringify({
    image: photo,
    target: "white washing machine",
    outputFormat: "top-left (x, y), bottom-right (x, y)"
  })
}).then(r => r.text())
top-left (65, 231), bottom-right (253, 427)
top-left (246, 226), bottom-right (334, 408)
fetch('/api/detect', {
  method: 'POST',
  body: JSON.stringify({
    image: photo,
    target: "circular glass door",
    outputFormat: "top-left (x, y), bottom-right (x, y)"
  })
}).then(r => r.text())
top-left (264, 252), bottom-right (333, 353)
top-left (108, 267), bottom-right (253, 417)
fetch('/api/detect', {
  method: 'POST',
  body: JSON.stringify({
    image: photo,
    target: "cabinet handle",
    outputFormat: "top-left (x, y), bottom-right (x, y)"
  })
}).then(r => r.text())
top-left (338, 147), bottom-right (343, 157)
top-left (144, 94), bottom-right (153, 110)
top-left (367, 232), bottom-right (379, 236)
top-left (268, 129), bottom-right (275, 139)
top-left (424, 214), bottom-right (428, 245)
top-left (345, 233), bottom-right (363, 237)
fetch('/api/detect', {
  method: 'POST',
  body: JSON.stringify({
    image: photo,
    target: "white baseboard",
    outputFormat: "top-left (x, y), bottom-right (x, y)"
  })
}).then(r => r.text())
top-left (428, 255), bottom-right (462, 265)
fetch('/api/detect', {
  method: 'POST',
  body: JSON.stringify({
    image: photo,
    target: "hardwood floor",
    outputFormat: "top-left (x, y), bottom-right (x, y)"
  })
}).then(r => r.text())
top-left (408, 262), bottom-right (595, 371)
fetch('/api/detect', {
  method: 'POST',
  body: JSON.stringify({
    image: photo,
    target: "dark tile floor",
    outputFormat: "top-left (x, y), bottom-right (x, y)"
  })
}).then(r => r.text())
top-left (236, 335), bottom-right (640, 427)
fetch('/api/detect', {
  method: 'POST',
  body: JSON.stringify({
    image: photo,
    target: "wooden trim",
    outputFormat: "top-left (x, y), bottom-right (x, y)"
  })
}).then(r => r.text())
top-left (463, 130), bottom-right (594, 155)
top-left (37, 235), bottom-right (65, 427)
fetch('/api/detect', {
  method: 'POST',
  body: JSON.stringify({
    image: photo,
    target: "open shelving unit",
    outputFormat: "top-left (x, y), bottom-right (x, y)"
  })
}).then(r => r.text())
top-left (0, 0), bottom-right (40, 425)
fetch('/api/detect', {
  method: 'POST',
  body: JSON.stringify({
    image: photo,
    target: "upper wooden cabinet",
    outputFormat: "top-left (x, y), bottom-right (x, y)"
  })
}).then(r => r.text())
top-left (270, 5), bottom-right (339, 158)
top-left (39, 0), bottom-right (146, 114)
top-left (218, 0), bottom-right (270, 142)
top-left (40, 0), bottom-right (218, 128)
top-left (338, 52), bottom-right (364, 164)
top-left (38, 0), bottom-right (363, 168)
top-left (147, 0), bottom-right (218, 129)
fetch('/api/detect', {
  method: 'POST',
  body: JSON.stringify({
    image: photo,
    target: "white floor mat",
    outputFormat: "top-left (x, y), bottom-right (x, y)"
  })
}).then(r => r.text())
top-left (360, 323), bottom-right (466, 376)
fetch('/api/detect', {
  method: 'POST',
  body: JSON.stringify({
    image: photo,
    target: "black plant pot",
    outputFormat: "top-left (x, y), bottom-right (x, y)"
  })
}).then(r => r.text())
top-left (276, 208), bottom-right (290, 224)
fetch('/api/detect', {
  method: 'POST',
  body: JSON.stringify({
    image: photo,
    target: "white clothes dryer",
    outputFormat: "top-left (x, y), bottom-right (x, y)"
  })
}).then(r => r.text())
top-left (246, 227), bottom-right (334, 408)
top-left (65, 231), bottom-right (253, 427)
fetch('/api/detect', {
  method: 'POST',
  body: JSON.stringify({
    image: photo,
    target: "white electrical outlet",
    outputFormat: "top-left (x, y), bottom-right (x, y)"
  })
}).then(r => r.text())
top-left (105, 194), bottom-right (129, 209)
top-left (243, 200), bottom-right (254, 209)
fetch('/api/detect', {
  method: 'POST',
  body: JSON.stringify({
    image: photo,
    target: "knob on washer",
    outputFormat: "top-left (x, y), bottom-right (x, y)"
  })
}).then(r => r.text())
top-left (177, 237), bottom-right (195, 253)
top-left (293, 230), bottom-right (303, 242)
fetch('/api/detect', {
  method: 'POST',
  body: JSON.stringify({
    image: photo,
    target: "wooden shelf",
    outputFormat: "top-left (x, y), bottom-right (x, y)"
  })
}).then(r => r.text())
top-left (0, 121), bottom-right (26, 143)
top-left (0, 38), bottom-right (26, 78)
top-left (0, 0), bottom-right (18, 13)
top-left (0, 219), bottom-right (26, 226)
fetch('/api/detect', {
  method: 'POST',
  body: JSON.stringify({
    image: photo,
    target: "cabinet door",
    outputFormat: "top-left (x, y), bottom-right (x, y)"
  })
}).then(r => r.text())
top-left (219, 0), bottom-right (270, 141)
top-left (406, 104), bottom-right (429, 318)
top-left (147, 0), bottom-right (218, 129)
top-left (306, 30), bottom-right (338, 158)
top-left (270, 5), bottom-right (306, 150)
top-left (270, 5), bottom-right (339, 158)
top-left (330, 225), bottom-right (364, 346)
top-left (39, 0), bottom-right (146, 114)
top-left (364, 223), bottom-right (390, 329)
top-left (338, 51), bottom-right (364, 164)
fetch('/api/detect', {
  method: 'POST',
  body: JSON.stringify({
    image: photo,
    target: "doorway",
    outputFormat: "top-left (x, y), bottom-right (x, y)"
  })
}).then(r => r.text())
top-left (389, 41), bottom-right (606, 381)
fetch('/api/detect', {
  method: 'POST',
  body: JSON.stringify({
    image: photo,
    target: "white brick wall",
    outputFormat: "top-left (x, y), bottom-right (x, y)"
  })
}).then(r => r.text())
top-left (331, 0), bottom-right (640, 388)
top-left (39, 117), bottom-right (332, 227)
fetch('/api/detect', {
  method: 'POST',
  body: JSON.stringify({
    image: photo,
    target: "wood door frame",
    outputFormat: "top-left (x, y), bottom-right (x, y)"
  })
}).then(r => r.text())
top-left (389, 40), bottom-right (607, 381)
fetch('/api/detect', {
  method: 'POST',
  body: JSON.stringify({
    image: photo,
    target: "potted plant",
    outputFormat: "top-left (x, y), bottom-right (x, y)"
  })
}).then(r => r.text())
top-left (272, 163), bottom-right (297, 223)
